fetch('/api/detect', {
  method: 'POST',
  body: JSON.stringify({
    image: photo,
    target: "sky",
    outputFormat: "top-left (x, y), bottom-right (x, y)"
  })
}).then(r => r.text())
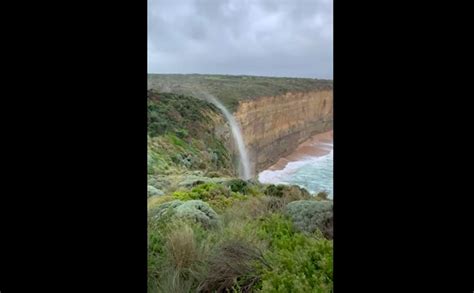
top-left (148, 0), bottom-right (333, 79)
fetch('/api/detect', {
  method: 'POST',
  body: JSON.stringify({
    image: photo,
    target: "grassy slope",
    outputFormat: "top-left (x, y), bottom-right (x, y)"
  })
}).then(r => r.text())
top-left (147, 90), bottom-right (236, 187)
top-left (147, 90), bottom-right (333, 292)
top-left (147, 74), bottom-right (333, 112)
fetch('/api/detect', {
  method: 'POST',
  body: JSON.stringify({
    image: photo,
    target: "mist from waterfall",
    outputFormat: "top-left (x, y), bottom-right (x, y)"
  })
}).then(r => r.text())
top-left (202, 94), bottom-right (251, 180)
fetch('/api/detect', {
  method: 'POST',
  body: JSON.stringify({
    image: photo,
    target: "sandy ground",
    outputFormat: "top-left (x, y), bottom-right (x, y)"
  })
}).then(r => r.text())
top-left (268, 130), bottom-right (333, 171)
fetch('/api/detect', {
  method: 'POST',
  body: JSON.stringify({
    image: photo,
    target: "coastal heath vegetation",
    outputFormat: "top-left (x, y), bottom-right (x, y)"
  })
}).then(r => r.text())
top-left (147, 89), bottom-right (333, 292)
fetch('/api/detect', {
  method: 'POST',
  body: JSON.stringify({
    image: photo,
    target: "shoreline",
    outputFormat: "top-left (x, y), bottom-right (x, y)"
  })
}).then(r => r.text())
top-left (268, 130), bottom-right (333, 171)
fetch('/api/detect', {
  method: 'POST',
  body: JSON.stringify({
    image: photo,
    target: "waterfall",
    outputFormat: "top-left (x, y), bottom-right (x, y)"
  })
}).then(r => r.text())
top-left (203, 94), bottom-right (251, 179)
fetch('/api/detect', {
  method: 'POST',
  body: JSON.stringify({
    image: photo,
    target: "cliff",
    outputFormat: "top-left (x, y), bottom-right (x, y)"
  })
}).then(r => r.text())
top-left (147, 74), bottom-right (333, 177)
top-left (148, 74), bottom-right (332, 112)
top-left (234, 90), bottom-right (333, 175)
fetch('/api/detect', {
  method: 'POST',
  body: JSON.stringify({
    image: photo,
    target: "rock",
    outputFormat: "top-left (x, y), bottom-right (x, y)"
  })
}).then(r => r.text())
top-left (234, 90), bottom-right (333, 173)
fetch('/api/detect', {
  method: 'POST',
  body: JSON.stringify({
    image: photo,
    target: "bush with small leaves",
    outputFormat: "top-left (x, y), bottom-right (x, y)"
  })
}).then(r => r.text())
top-left (175, 200), bottom-right (220, 228)
top-left (148, 185), bottom-right (163, 197)
top-left (264, 184), bottom-right (311, 202)
top-left (285, 200), bottom-right (333, 238)
top-left (225, 179), bottom-right (249, 194)
top-left (149, 200), bottom-right (183, 220)
top-left (254, 214), bottom-right (333, 292)
top-left (264, 184), bottom-right (285, 197)
top-left (149, 200), bottom-right (220, 229)
top-left (171, 182), bottom-right (247, 213)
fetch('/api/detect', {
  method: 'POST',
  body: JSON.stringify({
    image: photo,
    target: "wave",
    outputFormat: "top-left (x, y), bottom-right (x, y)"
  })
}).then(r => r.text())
top-left (258, 149), bottom-right (333, 199)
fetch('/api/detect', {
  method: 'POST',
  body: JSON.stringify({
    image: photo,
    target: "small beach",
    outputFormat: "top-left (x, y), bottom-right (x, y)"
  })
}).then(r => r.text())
top-left (258, 130), bottom-right (333, 198)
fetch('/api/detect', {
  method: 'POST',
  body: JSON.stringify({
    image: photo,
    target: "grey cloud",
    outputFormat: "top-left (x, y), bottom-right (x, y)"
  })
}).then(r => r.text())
top-left (148, 0), bottom-right (333, 79)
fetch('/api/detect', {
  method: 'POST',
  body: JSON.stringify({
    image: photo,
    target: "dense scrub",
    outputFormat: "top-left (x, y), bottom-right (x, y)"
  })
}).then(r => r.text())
top-left (147, 91), bottom-right (235, 197)
top-left (147, 91), bottom-right (333, 292)
top-left (285, 200), bottom-right (334, 239)
top-left (147, 182), bottom-right (333, 292)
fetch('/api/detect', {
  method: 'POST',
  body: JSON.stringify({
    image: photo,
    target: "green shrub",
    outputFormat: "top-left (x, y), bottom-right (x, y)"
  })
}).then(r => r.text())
top-left (255, 214), bottom-right (333, 292)
top-left (171, 182), bottom-right (247, 213)
top-left (264, 184), bottom-right (285, 197)
top-left (264, 184), bottom-right (311, 202)
top-left (191, 182), bottom-right (232, 200)
top-left (148, 185), bottom-right (163, 197)
top-left (172, 182), bottom-right (231, 201)
top-left (226, 179), bottom-right (249, 193)
top-left (175, 200), bottom-right (220, 229)
top-left (148, 208), bottom-right (178, 291)
top-left (285, 200), bottom-right (333, 239)
top-left (149, 200), bottom-right (220, 229)
top-left (169, 134), bottom-right (186, 148)
top-left (147, 91), bottom-right (235, 176)
top-left (262, 185), bottom-right (312, 214)
top-left (149, 200), bottom-right (182, 219)
top-left (175, 128), bottom-right (188, 139)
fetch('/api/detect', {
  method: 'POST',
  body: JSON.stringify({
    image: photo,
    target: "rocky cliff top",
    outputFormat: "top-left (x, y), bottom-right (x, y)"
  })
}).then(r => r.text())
top-left (147, 74), bottom-right (333, 112)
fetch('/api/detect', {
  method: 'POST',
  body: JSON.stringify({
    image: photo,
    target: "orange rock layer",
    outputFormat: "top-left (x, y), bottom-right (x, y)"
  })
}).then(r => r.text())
top-left (233, 90), bottom-right (333, 175)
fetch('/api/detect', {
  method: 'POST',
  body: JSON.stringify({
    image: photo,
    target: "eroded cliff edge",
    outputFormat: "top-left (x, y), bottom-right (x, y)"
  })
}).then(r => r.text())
top-left (234, 90), bottom-right (333, 175)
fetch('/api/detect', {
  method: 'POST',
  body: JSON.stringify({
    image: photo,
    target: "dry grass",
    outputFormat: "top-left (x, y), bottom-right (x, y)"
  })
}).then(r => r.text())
top-left (165, 224), bottom-right (198, 269)
top-left (148, 195), bottom-right (176, 211)
top-left (198, 239), bottom-right (270, 292)
top-left (156, 222), bottom-right (208, 293)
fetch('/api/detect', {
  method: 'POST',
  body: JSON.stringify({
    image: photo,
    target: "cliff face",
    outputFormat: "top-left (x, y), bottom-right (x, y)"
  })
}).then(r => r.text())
top-left (234, 90), bottom-right (333, 175)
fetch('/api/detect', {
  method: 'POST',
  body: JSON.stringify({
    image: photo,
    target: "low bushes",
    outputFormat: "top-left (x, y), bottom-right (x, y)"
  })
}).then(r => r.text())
top-left (147, 181), bottom-right (334, 292)
top-left (285, 200), bottom-right (333, 239)
top-left (262, 184), bottom-right (313, 214)
top-left (149, 200), bottom-right (220, 229)
top-left (172, 182), bottom-right (247, 213)
top-left (147, 91), bottom-right (234, 176)
top-left (264, 184), bottom-right (311, 202)
top-left (147, 185), bottom-right (163, 197)
top-left (173, 182), bottom-right (232, 201)
top-left (255, 214), bottom-right (333, 292)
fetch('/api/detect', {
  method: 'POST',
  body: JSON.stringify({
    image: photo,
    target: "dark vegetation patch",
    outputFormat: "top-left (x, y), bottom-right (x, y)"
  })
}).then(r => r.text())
top-left (147, 90), bottom-right (234, 177)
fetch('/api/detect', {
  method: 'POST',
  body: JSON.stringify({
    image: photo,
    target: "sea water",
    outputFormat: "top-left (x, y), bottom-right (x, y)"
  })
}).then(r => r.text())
top-left (258, 144), bottom-right (333, 199)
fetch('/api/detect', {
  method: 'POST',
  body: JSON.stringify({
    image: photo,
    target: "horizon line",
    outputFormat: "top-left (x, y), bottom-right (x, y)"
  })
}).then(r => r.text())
top-left (147, 72), bottom-right (333, 81)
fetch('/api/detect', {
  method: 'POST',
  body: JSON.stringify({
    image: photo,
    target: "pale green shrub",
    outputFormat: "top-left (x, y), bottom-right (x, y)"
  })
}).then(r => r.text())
top-left (148, 185), bottom-right (163, 197)
top-left (285, 200), bottom-right (333, 238)
top-left (149, 200), bottom-right (219, 229)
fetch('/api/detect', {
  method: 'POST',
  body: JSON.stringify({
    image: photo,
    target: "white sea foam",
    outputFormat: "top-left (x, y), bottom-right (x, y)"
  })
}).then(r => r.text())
top-left (258, 149), bottom-right (333, 198)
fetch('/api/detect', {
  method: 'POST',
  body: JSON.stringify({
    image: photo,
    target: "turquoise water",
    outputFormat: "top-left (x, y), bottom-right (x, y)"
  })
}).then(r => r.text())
top-left (258, 145), bottom-right (333, 199)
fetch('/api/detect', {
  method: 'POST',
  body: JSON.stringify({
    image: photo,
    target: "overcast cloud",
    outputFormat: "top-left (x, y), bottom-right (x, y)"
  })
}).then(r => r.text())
top-left (148, 0), bottom-right (333, 79)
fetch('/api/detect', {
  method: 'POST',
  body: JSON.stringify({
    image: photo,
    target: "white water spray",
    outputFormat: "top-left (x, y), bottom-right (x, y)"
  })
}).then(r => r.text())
top-left (203, 94), bottom-right (251, 179)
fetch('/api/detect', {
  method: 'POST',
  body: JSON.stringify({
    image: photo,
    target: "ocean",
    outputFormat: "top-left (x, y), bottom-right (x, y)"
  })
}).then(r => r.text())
top-left (258, 135), bottom-right (333, 199)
